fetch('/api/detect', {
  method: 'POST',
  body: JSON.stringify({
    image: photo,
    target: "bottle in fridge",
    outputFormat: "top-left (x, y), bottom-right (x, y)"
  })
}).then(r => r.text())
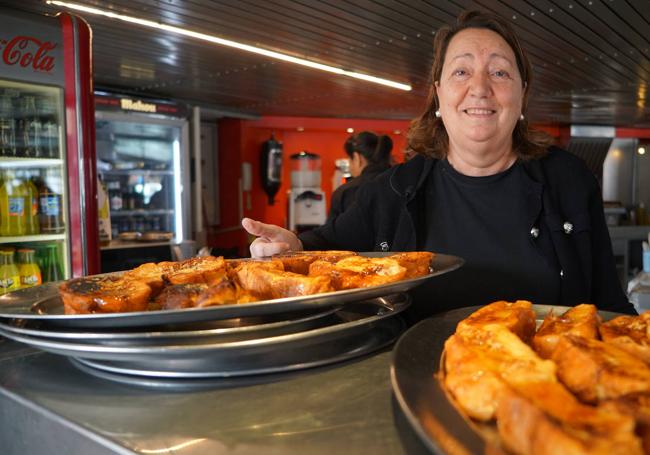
top-left (41, 243), bottom-right (63, 283)
top-left (0, 95), bottom-right (16, 157)
top-left (0, 170), bottom-right (28, 236)
top-left (17, 248), bottom-right (41, 287)
top-left (37, 179), bottom-right (64, 234)
top-left (0, 248), bottom-right (20, 294)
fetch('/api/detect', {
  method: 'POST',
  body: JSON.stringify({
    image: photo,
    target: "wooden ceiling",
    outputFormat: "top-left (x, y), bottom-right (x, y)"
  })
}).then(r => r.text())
top-left (2, 0), bottom-right (649, 126)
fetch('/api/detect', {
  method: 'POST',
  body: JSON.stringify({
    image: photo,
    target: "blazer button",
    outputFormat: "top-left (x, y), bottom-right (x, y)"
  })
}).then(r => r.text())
top-left (563, 222), bottom-right (573, 234)
top-left (530, 227), bottom-right (540, 238)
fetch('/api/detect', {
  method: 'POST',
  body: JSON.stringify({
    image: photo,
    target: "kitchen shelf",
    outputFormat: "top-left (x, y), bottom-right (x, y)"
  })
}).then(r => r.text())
top-left (0, 233), bottom-right (66, 244)
top-left (110, 209), bottom-right (174, 217)
top-left (0, 157), bottom-right (63, 168)
top-left (100, 169), bottom-right (173, 176)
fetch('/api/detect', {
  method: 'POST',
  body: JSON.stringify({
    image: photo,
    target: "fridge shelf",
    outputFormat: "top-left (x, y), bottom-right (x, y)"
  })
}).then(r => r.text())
top-left (110, 209), bottom-right (174, 217)
top-left (100, 169), bottom-right (174, 176)
top-left (0, 233), bottom-right (67, 244)
top-left (0, 158), bottom-right (63, 168)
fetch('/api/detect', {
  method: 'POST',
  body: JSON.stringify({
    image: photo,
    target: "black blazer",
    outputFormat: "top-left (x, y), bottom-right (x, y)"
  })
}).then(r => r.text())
top-left (327, 163), bottom-right (390, 223)
top-left (300, 147), bottom-right (634, 314)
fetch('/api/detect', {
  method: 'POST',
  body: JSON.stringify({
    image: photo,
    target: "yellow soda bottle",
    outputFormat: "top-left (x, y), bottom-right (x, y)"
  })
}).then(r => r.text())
top-left (0, 248), bottom-right (20, 294)
top-left (17, 248), bottom-right (41, 287)
top-left (0, 170), bottom-right (28, 236)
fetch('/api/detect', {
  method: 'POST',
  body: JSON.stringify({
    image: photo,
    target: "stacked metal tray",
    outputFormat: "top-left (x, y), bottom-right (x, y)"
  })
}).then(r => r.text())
top-left (0, 253), bottom-right (464, 383)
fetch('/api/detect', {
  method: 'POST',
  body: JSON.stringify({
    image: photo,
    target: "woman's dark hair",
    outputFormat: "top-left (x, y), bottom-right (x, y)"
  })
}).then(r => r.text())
top-left (408, 10), bottom-right (553, 160)
top-left (344, 131), bottom-right (393, 166)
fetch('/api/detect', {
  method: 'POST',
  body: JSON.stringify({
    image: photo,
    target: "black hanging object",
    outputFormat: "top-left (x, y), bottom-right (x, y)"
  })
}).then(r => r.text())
top-left (260, 133), bottom-right (283, 205)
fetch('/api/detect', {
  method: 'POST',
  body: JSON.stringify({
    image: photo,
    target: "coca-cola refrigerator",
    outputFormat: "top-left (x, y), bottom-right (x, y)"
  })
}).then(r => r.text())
top-left (0, 7), bottom-right (98, 290)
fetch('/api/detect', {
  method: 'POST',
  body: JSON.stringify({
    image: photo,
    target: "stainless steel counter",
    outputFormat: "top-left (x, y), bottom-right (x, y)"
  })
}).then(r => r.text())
top-left (0, 338), bottom-right (428, 455)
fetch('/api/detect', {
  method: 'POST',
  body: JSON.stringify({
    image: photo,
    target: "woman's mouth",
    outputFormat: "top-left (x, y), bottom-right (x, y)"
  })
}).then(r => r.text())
top-left (463, 108), bottom-right (496, 116)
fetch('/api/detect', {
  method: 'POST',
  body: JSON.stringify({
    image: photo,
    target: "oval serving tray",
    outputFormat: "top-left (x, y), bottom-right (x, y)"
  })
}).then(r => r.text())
top-left (0, 253), bottom-right (463, 328)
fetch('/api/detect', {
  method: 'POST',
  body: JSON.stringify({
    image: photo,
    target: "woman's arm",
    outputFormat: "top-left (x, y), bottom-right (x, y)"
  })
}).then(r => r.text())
top-left (300, 183), bottom-right (377, 251)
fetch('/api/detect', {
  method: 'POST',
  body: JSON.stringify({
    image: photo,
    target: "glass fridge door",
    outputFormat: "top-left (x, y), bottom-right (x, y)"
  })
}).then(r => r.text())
top-left (95, 112), bottom-right (187, 243)
top-left (0, 79), bottom-right (70, 293)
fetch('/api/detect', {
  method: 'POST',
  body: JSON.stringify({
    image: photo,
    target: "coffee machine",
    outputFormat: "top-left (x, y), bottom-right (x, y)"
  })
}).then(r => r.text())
top-left (287, 151), bottom-right (326, 232)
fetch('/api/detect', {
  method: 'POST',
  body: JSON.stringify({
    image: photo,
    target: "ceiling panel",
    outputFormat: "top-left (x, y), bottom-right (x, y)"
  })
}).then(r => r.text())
top-left (0, 0), bottom-right (648, 126)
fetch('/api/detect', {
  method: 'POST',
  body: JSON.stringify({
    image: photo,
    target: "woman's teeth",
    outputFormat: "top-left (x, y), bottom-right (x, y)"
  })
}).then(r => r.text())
top-left (464, 108), bottom-right (495, 115)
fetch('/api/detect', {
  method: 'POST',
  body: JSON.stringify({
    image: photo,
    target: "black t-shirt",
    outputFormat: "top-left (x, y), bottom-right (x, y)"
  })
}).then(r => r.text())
top-left (410, 159), bottom-right (561, 319)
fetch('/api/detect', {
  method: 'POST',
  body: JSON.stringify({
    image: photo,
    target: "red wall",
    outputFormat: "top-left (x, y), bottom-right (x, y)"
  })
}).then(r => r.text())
top-left (213, 116), bottom-right (560, 256)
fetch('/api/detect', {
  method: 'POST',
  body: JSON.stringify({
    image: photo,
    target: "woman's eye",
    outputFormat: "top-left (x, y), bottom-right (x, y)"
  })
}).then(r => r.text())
top-left (452, 69), bottom-right (468, 77)
top-left (492, 70), bottom-right (509, 78)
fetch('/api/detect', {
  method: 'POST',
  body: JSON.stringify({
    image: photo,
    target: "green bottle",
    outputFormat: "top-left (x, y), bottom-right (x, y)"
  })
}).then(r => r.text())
top-left (42, 243), bottom-right (63, 283)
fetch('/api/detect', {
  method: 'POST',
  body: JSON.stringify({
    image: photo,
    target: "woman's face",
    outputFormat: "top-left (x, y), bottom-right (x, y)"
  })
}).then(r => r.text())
top-left (435, 28), bottom-right (524, 152)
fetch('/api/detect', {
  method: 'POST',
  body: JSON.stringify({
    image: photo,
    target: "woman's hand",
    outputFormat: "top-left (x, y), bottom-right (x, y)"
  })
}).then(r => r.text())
top-left (241, 218), bottom-right (303, 258)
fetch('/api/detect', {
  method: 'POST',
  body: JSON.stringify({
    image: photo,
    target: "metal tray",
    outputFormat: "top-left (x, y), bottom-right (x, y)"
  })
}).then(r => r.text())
top-left (0, 296), bottom-right (409, 377)
top-left (390, 304), bottom-right (622, 455)
top-left (0, 253), bottom-right (463, 328)
top-left (0, 305), bottom-right (342, 346)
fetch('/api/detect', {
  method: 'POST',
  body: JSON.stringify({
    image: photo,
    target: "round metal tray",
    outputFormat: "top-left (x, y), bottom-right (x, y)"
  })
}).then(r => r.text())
top-left (0, 253), bottom-right (463, 328)
top-left (0, 305), bottom-right (341, 346)
top-left (390, 304), bottom-right (623, 455)
top-left (0, 295), bottom-right (409, 378)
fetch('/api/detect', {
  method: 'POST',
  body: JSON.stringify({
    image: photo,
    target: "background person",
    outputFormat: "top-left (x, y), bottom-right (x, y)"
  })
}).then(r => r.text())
top-left (328, 131), bottom-right (392, 222)
top-left (242, 10), bottom-right (634, 318)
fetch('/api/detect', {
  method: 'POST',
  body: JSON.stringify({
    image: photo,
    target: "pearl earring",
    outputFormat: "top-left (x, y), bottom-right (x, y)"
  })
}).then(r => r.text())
top-left (519, 114), bottom-right (525, 121)
top-left (435, 110), bottom-right (441, 118)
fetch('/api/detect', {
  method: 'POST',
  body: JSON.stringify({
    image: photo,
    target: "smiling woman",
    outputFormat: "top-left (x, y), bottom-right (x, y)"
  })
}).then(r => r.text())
top-left (242, 10), bottom-right (635, 321)
top-left (409, 10), bottom-right (552, 171)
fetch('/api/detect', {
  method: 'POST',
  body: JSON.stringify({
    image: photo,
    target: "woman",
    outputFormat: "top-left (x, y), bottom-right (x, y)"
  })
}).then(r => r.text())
top-left (327, 131), bottom-right (392, 222)
top-left (242, 10), bottom-right (634, 317)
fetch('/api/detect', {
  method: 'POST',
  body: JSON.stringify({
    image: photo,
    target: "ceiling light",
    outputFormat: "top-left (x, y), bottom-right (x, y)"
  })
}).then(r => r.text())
top-left (46, 1), bottom-right (412, 91)
top-left (346, 128), bottom-right (354, 133)
top-left (639, 147), bottom-right (646, 155)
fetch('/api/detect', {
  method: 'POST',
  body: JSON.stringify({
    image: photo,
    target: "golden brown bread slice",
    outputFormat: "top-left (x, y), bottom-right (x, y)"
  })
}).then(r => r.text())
top-left (552, 334), bottom-right (650, 403)
top-left (59, 276), bottom-right (152, 314)
top-left (162, 256), bottom-right (226, 286)
top-left (444, 324), bottom-right (556, 421)
top-left (124, 256), bottom-right (226, 295)
top-left (272, 250), bottom-right (357, 275)
top-left (497, 386), bottom-right (642, 455)
top-left (149, 283), bottom-right (208, 311)
top-left (235, 262), bottom-right (333, 300)
top-left (122, 262), bottom-right (168, 295)
top-left (195, 277), bottom-right (258, 307)
top-left (533, 304), bottom-right (600, 359)
top-left (600, 314), bottom-right (650, 365)
top-left (455, 300), bottom-right (536, 344)
top-left (387, 252), bottom-right (433, 278)
top-left (225, 258), bottom-right (284, 274)
top-left (602, 392), bottom-right (650, 455)
top-left (308, 255), bottom-right (406, 290)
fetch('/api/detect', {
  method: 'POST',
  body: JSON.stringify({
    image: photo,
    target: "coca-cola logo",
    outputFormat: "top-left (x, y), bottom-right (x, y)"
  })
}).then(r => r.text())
top-left (0, 36), bottom-right (57, 73)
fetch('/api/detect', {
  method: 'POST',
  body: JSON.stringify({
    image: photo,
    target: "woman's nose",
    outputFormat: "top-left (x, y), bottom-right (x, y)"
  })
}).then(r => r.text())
top-left (469, 72), bottom-right (491, 97)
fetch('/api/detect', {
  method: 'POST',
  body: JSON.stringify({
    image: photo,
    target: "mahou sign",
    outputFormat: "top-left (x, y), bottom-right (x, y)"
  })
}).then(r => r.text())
top-left (0, 36), bottom-right (57, 73)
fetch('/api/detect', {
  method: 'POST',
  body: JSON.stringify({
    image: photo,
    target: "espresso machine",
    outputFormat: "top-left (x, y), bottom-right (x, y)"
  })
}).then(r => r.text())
top-left (287, 151), bottom-right (326, 232)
